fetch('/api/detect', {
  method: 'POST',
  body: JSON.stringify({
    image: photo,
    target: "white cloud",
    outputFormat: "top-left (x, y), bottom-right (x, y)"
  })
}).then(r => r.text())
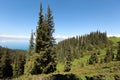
top-left (2, 33), bottom-right (119, 43)
top-left (0, 34), bottom-right (29, 39)
top-left (54, 34), bottom-right (120, 43)
top-left (0, 34), bottom-right (29, 43)
top-left (54, 35), bottom-right (69, 39)
top-left (0, 34), bottom-right (69, 43)
top-left (0, 40), bottom-right (7, 43)
top-left (54, 34), bottom-right (76, 43)
top-left (0, 34), bottom-right (72, 43)
top-left (54, 34), bottom-right (76, 39)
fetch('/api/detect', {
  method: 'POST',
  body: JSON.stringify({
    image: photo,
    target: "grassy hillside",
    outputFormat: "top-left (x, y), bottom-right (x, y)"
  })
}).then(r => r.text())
top-left (108, 37), bottom-right (120, 47)
top-left (56, 36), bottom-right (120, 79)
top-left (57, 54), bottom-right (120, 80)
top-left (109, 37), bottom-right (120, 43)
top-left (13, 62), bottom-right (120, 80)
top-left (12, 36), bottom-right (120, 80)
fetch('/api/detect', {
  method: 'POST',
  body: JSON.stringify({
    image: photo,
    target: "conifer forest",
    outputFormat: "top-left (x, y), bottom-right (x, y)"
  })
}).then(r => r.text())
top-left (0, 3), bottom-right (120, 80)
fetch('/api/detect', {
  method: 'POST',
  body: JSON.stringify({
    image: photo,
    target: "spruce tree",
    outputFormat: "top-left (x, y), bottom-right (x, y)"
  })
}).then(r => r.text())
top-left (43, 5), bottom-right (56, 73)
top-left (110, 48), bottom-right (114, 60)
top-left (13, 54), bottom-right (25, 77)
top-left (35, 3), bottom-right (44, 53)
top-left (47, 5), bottom-right (55, 45)
top-left (25, 3), bottom-right (56, 74)
top-left (89, 53), bottom-right (98, 64)
top-left (104, 48), bottom-right (114, 63)
top-left (28, 30), bottom-right (34, 54)
top-left (64, 48), bottom-right (71, 72)
top-left (1, 49), bottom-right (13, 78)
top-left (116, 42), bottom-right (120, 60)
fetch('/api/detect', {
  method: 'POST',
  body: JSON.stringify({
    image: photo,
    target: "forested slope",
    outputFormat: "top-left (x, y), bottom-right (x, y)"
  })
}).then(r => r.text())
top-left (56, 31), bottom-right (112, 62)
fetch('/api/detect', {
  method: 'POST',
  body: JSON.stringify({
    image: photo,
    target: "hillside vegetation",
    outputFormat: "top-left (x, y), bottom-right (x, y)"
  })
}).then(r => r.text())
top-left (1, 3), bottom-right (120, 80)
top-left (12, 33), bottom-right (120, 80)
top-left (55, 32), bottom-right (120, 80)
top-left (1, 33), bottom-right (120, 80)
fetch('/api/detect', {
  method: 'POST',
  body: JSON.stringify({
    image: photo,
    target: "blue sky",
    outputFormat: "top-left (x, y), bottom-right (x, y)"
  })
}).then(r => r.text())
top-left (0, 0), bottom-right (120, 49)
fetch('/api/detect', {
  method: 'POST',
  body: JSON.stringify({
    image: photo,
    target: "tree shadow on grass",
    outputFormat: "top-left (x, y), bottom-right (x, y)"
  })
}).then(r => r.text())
top-left (51, 73), bottom-right (79, 80)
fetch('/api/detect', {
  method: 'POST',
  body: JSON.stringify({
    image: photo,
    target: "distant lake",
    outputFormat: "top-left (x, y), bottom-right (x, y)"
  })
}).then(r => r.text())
top-left (0, 42), bottom-right (29, 50)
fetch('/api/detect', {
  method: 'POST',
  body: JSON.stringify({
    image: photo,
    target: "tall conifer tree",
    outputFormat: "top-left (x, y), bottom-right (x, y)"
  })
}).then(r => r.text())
top-left (28, 30), bottom-right (34, 54)
top-left (47, 5), bottom-right (55, 46)
top-left (35, 3), bottom-right (44, 53)
top-left (29, 3), bottom-right (57, 74)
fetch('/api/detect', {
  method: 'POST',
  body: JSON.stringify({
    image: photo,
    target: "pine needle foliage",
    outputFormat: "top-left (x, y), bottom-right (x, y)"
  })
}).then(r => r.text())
top-left (25, 3), bottom-right (56, 74)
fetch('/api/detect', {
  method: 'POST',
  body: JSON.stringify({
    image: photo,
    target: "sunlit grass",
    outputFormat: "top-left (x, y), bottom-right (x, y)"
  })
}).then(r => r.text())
top-left (109, 37), bottom-right (120, 45)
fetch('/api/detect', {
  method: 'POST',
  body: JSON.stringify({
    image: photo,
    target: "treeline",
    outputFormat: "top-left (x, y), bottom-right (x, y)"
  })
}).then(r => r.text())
top-left (0, 46), bottom-right (26, 64)
top-left (56, 31), bottom-right (120, 72)
top-left (56, 31), bottom-right (112, 62)
top-left (0, 46), bottom-right (26, 78)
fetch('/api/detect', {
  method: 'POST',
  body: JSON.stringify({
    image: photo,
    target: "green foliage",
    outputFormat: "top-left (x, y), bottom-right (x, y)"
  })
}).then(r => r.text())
top-left (13, 54), bottom-right (25, 77)
top-left (114, 74), bottom-right (120, 80)
top-left (25, 3), bottom-right (56, 75)
top-left (35, 3), bottom-right (44, 53)
top-left (97, 50), bottom-right (101, 55)
top-left (0, 55), bottom-right (2, 78)
top-left (116, 42), bottom-right (120, 60)
top-left (109, 37), bottom-right (120, 46)
top-left (88, 53), bottom-right (98, 64)
top-left (117, 50), bottom-right (120, 60)
top-left (100, 58), bottom-right (104, 64)
top-left (25, 50), bottom-right (56, 75)
top-left (24, 53), bottom-right (41, 75)
top-left (28, 30), bottom-right (34, 54)
top-left (10, 35), bottom-right (120, 79)
top-left (39, 49), bottom-right (56, 74)
top-left (0, 46), bottom-right (26, 78)
top-left (1, 49), bottom-right (13, 78)
top-left (56, 31), bottom-right (109, 62)
top-left (64, 61), bottom-right (71, 72)
top-left (64, 48), bottom-right (72, 72)
top-left (104, 48), bottom-right (114, 63)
